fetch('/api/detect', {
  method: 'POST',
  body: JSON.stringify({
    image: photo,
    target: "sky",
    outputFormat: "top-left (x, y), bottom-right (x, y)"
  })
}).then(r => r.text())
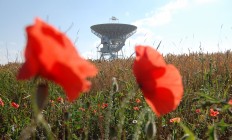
top-left (0, 0), bottom-right (232, 64)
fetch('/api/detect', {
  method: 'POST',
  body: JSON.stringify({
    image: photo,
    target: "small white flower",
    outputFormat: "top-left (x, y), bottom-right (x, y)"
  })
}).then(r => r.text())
top-left (132, 120), bottom-right (138, 124)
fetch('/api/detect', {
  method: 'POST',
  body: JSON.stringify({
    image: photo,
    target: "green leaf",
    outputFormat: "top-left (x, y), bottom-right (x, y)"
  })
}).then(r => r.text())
top-left (13, 116), bottom-right (17, 124)
top-left (179, 122), bottom-right (196, 140)
top-left (72, 134), bottom-right (78, 140)
top-left (75, 124), bottom-right (81, 130)
top-left (197, 92), bottom-right (220, 103)
top-left (217, 119), bottom-right (231, 132)
top-left (207, 125), bottom-right (217, 140)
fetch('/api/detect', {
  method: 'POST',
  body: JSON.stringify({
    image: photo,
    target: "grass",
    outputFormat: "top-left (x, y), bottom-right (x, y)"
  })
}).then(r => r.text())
top-left (0, 51), bottom-right (232, 139)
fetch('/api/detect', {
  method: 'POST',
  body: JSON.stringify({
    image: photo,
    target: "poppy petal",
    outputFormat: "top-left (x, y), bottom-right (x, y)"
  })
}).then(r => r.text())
top-left (156, 65), bottom-right (183, 106)
top-left (135, 45), bottom-right (166, 68)
top-left (134, 46), bottom-right (166, 83)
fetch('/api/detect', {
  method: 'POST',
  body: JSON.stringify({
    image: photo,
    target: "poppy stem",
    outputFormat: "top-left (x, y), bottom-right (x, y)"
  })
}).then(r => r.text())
top-left (104, 89), bottom-right (114, 139)
top-left (117, 90), bottom-right (136, 138)
top-left (156, 117), bottom-right (162, 140)
top-left (133, 107), bottom-right (148, 140)
top-left (31, 81), bottom-right (54, 139)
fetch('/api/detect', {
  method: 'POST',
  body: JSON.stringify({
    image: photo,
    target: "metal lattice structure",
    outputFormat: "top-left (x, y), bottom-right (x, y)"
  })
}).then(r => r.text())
top-left (91, 17), bottom-right (137, 60)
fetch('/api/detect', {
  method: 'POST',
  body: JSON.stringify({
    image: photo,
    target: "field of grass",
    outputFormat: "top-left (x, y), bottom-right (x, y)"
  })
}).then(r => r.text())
top-left (0, 51), bottom-right (232, 139)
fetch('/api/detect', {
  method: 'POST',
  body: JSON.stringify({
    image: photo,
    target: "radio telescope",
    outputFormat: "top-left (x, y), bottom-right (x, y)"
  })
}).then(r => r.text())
top-left (91, 17), bottom-right (137, 60)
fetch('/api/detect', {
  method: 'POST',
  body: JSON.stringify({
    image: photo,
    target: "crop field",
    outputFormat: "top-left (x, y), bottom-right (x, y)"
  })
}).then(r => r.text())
top-left (0, 51), bottom-right (232, 139)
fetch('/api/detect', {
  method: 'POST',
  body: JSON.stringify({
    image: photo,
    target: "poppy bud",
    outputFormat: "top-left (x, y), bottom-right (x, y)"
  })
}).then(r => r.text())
top-left (86, 101), bottom-right (90, 108)
top-left (11, 102), bottom-right (20, 109)
top-left (112, 77), bottom-right (119, 92)
top-left (36, 83), bottom-right (48, 111)
top-left (145, 121), bottom-right (156, 139)
top-left (64, 111), bottom-right (70, 121)
top-left (109, 126), bottom-right (117, 138)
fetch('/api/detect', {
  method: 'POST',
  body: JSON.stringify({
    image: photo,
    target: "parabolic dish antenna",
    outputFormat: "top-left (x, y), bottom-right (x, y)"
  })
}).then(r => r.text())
top-left (91, 17), bottom-right (137, 60)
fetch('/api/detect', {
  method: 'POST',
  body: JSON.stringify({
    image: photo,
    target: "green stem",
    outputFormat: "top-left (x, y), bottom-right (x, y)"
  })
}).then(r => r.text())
top-left (117, 91), bottom-right (136, 138)
top-left (31, 82), bottom-right (54, 139)
top-left (133, 107), bottom-right (148, 140)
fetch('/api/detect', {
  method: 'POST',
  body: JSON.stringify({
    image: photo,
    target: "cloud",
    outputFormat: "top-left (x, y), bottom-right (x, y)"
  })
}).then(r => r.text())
top-left (145, 10), bottom-right (154, 17)
top-left (0, 41), bottom-right (24, 64)
top-left (81, 51), bottom-right (96, 60)
top-left (80, 40), bottom-right (100, 59)
top-left (194, 0), bottom-right (217, 5)
top-left (133, 0), bottom-right (189, 28)
top-left (132, 0), bottom-right (217, 29)
top-left (0, 48), bottom-right (23, 64)
top-left (128, 0), bottom-right (222, 55)
top-left (129, 0), bottom-right (188, 54)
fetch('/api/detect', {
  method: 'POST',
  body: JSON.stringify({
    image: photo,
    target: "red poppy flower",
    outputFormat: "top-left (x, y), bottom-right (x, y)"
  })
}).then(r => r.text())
top-left (228, 99), bottom-right (232, 105)
top-left (210, 109), bottom-right (219, 117)
top-left (136, 98), bottom-right (141, 104)
top-left (133, 106), bottom-right (140, 111)
top-left (195, 109), bottom-right (201, 114)
top-left (133, 45), bottom-right (183, 117)
top-left (57, 97), bottom-right (64, 103)
top-left (0, 98), bottom-right (4, 107)
top-left (101, 103), bottom-right (108, 109)
top-left (11, 102), bottom-right (19, 109)
top-left (17, 18), bottom-right (97, 102)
